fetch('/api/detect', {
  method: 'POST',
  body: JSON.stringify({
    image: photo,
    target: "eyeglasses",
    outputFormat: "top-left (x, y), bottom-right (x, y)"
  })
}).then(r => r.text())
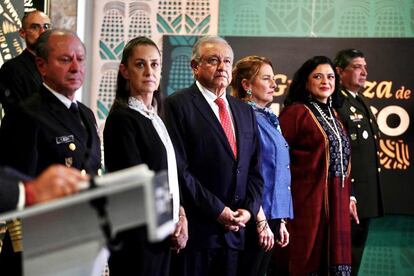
top-left (27, 23), bottom-right (51, 31)
top-left (201, 56), bottom-right (233, 67)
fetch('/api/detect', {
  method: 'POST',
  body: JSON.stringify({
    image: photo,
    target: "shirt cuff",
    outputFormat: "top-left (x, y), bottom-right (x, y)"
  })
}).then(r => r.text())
top-left (350, 196), bottom-right (357, 204)
top-left (17, 182), bottom-right (25, 210)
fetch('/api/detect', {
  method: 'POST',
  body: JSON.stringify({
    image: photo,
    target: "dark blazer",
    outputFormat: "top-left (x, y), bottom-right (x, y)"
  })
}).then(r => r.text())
top-left (104, 106), bottom-right (168, 173)
top-left (0, 167), bottom-right (31, 213)
top-left (0, 85), bottom-right (101, 177)
top-left (336, 89), bottom-right (384, 219)
top-left (0, 49), bottom-right (42, 113)
top-left (104, 105), bottom-right (172, 276)
top-left (164, 83), bottom-right (263, 250)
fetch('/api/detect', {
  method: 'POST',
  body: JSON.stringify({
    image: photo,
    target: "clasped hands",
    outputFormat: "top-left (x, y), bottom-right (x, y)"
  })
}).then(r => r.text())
top-left (218, 206), bottom-right (251, 232)
top-left (171, 207), bottom-right (188, 253)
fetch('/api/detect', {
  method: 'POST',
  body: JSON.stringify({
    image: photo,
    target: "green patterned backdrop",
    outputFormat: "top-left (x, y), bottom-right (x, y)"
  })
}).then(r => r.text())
top-left (94, 0), bottom-right (217, 121)
top-left (218, 0), bottom-right (414, 37)
top-left (95, 0), bottom-right (414, 120)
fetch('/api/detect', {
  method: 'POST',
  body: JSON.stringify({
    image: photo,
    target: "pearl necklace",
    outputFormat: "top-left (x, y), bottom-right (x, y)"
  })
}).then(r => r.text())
top-left (310, 101), bottom-right (345, 188)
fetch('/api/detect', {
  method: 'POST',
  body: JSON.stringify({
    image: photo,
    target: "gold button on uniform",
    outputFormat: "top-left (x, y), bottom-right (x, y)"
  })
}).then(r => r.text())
top-left (69, 143), bottom-right (76, 151)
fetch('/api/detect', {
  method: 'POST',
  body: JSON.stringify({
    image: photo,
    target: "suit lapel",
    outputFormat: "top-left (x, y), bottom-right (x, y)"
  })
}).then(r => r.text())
top-left (227, 96), bottom-right (241, 157)
top-left (347, 93), bottom-right (366, 114)
top-left (40, 88), bottom-right (87, 143)
top-left (78, 103), bottom-right (97, 144)
top-left (342, 89), bottom-right (367, 114)
top-left (357, 94), bottom-right (379, 129)
top-left (342, 89), bottom-right (379, 130)
top-left (190, 85), bottom-right (236, 159)
top-left (78, 103), bottom-right (100, 171)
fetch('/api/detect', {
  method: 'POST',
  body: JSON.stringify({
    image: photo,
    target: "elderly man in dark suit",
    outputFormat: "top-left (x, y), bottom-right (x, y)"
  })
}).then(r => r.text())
top-left (164, 36), bottom-right (263, 276)
top-left (334, 49), bottom-right (384, 276)
top-left (0, 29), bottom-right (101, 275)
top-left (0, 10), bottom-right (51, 113)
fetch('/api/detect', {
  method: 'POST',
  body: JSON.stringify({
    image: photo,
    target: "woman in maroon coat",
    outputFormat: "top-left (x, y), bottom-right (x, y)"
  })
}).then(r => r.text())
top-left (279, 56), bottom-right (358, 275)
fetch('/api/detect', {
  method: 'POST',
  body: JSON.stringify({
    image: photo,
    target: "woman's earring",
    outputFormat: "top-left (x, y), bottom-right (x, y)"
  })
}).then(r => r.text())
top-left (246, 89), bottom-right (252, 96)
top-left (329, 96), bottom-right (332, 107)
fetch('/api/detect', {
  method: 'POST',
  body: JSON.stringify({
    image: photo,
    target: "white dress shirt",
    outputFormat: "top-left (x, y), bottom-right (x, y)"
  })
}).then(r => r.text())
top-left (196, 81), bottom-right (236, 140)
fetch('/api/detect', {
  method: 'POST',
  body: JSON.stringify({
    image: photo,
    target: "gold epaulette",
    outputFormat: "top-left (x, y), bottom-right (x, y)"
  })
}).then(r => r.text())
top-left (341, 89), bottom-right (349, 97)
top-left (6, 219), bottom-right (23, 252)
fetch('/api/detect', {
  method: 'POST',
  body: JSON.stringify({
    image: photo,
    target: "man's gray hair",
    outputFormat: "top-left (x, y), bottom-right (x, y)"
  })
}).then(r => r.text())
top-left (191, 36), bottom-right (234, 64)
top-left (34, 29), bottom-right (84, 60)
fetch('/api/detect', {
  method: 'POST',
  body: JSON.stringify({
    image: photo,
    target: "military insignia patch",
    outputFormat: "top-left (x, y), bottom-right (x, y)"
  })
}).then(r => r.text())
top-left (56, 135), bottom-right (75, 144)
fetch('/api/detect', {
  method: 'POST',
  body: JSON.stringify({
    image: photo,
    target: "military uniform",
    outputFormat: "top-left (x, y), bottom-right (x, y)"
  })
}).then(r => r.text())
top-left (0, 85), bottom-right (101, 176)
top-left (336, 88), bottom-right (384, 275)
top-left (336, 89), bottom-right (383, 218)
top-left (0, 85), bottom-right (101, 275)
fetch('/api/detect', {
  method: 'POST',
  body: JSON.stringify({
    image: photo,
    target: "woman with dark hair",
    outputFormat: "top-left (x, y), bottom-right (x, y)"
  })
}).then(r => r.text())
top-left (103, 36), bottom-right (187, 276)
top-left (231, 56), bottom-right (293, 276)
top-left (279, 56), bottom-right (358, 275)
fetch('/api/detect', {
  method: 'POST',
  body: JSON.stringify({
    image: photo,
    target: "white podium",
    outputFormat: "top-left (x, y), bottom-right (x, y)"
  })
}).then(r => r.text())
top-left (0, 164), bottom-right (174, 276)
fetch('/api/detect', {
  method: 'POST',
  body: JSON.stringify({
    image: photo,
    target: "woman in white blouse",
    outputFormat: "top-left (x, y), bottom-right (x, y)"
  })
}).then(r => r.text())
top-left (104, 36), bottom-right (187, 276)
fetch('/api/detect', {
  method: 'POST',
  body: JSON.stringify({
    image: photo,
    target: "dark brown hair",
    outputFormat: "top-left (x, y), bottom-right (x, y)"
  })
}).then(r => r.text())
top-left (284, 56), bottom-right (343, 107)
top-left (110, 36), bottom-right (163, 115)
top-left (334, 49), bottom-right (365, 69)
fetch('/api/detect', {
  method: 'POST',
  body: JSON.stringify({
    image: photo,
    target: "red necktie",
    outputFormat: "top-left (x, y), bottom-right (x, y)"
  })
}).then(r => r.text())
top-left (215, 98), bottom-right (237, 158)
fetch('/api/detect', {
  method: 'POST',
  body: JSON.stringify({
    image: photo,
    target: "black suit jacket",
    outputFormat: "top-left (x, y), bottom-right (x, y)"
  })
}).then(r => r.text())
top-left (0, 86), bottom-right (101, 177)
top-left (336, 89), bottom-right (384, 218)
top-left (164, 83), bottom-right (263, 250)
top-left (104, 105), bottom-right (168, 174)
top-left (104, 107), bottom-right (173, 256)
top-left (0, 49), bottom-right (42, 113)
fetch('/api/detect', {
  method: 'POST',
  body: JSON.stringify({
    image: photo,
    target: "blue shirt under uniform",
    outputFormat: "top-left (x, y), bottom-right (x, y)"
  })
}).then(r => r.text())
top-left (252, 105), bottom-right (294, 220)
